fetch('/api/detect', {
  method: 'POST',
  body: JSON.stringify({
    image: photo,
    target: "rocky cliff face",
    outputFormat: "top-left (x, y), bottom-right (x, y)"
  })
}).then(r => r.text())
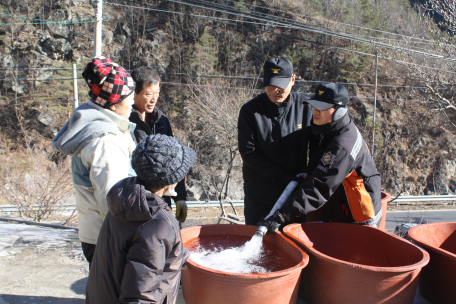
top-left (1, 0), bottom-right (455, 200)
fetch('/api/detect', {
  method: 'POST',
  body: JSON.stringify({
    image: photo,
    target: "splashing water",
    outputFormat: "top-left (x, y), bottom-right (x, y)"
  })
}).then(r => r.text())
top-left (190, 234), bottom-right (269, 273)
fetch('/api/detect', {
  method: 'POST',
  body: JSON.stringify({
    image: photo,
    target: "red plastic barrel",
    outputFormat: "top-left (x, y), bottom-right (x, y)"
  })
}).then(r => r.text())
top-left (408, 222), bottom-right (456, 304)
top-left (181, 225), bottom-right (309, 304)
top-left (283, 223), bottom-right (429, 304)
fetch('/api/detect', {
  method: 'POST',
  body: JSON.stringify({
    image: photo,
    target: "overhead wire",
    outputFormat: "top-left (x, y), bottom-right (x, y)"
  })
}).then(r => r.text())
top-left (0, 12), bottom-right (94, 23)
top-left (157, 72), bottom-right (432, 89)
top-left (181, 0), bottom-right (436, 49)
top-left (113, 0), bottom-right (434, 46)
top-left (104, 0), bottom-right (456, 74)
top-left (0, 74), bottom-right (436, 90)
top-left (1, 76), bottom-right (424, 103)
top-left (0, 67), bottom-right (441, 90)
top-left (214, 0), bottom-right (441, 45)
top-left (110, 0), bottom-right (456, 64)
top-left (0, 67), bottom-right (76, 70)
top-left (0, 20), bottom-right (98, 26)
top-left (3, 1), bottom-right (454, 81)
top-left (166, 0), bottom-right (456, 62)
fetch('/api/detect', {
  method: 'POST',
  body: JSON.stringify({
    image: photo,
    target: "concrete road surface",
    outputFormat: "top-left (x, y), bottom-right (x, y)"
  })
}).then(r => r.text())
top-left (386, 209), bottom-right (456, 231)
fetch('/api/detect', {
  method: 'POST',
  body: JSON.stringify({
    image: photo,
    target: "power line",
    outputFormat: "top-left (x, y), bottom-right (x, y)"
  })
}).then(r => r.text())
top-left (0, 67), bottom-right (76, 70)
top-left (0, 20), bottom-right (98, 26)
top-left (184, 0), bottom-right (438, 50)
top-left (0, 71), bottom-right (434, 90)
top-left (166, 0), bottom-right (456, 62)
top-left (0, 77), bottom-right (85, 81)
top-left (0, 76), bottom-right (429, 103)
top-left (0, 69), bottom-right (450, 91)
top-left (105, 0), bottom-right (456, 73)
top-left (0, 12), bottom-right (95, 23)
top-left (219, 0), bottom-right (441, 45)
top-left (161, 73), bottom-right (433, 89)
top-left (161, 82), bottom-right (423, 102)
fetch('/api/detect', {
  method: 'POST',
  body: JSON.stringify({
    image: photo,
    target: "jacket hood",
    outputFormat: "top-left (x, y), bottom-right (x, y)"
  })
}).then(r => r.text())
top-left (106, 176), bottom-right (170, 222)
top-left (52, 102), bottom-right (124, 156)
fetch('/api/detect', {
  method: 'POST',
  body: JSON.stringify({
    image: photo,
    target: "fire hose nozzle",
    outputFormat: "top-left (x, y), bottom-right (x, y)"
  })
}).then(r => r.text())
top-left (255, 225), bottom-right (268, 237)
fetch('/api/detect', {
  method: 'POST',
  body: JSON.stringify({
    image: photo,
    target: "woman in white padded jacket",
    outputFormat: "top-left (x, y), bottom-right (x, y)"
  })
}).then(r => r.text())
top-left (52, 56), bottom-right (136, 268)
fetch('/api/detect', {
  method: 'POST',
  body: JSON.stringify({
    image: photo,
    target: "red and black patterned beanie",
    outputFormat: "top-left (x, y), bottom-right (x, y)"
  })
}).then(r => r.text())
top-left (82, 56), bottom-right (135, 108)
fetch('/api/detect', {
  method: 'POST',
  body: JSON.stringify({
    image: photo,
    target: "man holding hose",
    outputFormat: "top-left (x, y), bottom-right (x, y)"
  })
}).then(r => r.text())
top-left (259, 82), bottom-right (382, 233)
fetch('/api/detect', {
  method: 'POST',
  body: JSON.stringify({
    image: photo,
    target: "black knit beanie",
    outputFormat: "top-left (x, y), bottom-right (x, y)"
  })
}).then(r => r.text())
top-left (131, 134), bottom-right (197, 188)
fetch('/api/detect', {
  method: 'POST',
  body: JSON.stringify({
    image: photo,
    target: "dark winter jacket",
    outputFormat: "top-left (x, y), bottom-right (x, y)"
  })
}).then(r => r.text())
top-left (86, 177), bottom-right (189, 304)
top-left (129, 108), bottom-right (173, 143)
top-left (129, 108), bottom-right (187, 202)
top-left (282, 114), bottom-right (382, 226)
top-left (238, 92), bottom-right (313, 204)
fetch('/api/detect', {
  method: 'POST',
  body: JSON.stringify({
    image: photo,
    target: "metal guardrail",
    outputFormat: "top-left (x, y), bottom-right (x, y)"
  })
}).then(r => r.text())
top-left (0, 204), bottom-right (77, 213)
top-left (0, 200), bottom-right (245, 213)
top-left (390, 195), bottom-right (456, 205)
top-left (1, 195), bottom-right (455, 213)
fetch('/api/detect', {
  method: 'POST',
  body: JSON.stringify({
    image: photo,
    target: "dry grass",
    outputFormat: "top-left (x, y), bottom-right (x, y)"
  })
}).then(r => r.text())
top-left (0, 136), bottom-right (76, 223)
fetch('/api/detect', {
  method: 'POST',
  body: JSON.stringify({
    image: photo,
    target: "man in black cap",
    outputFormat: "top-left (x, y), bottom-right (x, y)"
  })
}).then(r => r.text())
top-left (258, 82), bottom-right (382, 234)
top-left (238, 56), bottom-right (313, 225)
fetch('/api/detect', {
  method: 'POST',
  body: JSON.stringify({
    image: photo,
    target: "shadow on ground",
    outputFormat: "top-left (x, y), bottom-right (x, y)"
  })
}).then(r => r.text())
top-left (0, 294), bottom-right (84, 304)
top-left (71, 277), bottom-right (87, 295)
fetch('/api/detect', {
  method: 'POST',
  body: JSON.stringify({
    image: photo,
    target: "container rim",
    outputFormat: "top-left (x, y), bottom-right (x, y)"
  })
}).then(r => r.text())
top-left (182, 225), bottom-right (309, 278)
top-left (408, 222), bottom-right (456, 261)
top-left (283, 223), bottom-right (430, 273)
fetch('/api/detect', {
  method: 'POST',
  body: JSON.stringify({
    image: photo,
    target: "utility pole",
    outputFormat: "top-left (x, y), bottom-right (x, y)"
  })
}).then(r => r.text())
top-left (372, 50), bottom-right (378, 156)
top-left (73, 63), bottom-right (79, 109)
top-left (93, 0), bottom-right (103, 57)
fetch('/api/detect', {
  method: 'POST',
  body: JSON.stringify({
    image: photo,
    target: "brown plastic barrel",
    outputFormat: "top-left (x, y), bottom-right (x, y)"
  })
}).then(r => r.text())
top-left (180, 225), bottom-right (309, 304)
top-left (379, 191), bottom-right (391, 230)
top-left (408, 222), bottom-right (456, 304)
top-left (283, 223), bottom-right (430, 304)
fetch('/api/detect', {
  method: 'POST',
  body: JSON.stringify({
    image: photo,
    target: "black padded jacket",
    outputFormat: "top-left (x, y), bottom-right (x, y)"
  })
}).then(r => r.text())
top-left (129, 108), bottom-right (187, 202)
top-left (238, 92), bottom-right (313, 205)
top-left (129, 108), bottom-right (173, 144)
top-left (282, 114), bottom-right (382, 226)
top-left (86, 177), bottom-right (189, 304)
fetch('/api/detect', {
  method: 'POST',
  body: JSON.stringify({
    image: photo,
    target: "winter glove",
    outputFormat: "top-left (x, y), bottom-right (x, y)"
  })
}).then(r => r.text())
top-left (282, 173), bottom-right (308, 185)
top-left (175, 200), bottom-right (188, 222)
top-left (281, 172), bottom-right (297, 185)
top-left (296, 173), bottom-right (308, 183)
top-left (256, 210), bottom-right (287, 235)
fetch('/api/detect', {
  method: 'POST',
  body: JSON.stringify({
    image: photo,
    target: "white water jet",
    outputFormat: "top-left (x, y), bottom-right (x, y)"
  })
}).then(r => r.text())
top-left (190, 234), bottom-right (268, 274)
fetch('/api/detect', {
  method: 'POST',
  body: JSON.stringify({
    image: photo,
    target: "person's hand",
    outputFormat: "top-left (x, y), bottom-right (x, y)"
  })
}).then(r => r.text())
top-left (284, 173), bottom-right (308, 185)
top-left (175, 200), bottom-right (188, 222)
top-left (295, 173), bottom-right (307, 183)
top-left (256, 210), bottom-right (287, 235)
top-left (256, 217), bottom-right (281, 235)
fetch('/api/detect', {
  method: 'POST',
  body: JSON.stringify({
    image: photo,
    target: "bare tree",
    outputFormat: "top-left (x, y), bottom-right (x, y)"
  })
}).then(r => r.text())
top-left (186, 79), bottom-right (257, 201)
top-left (0, 143), bottom-right (76, 223)
top-left (388, 0), bottom-right (456, 131)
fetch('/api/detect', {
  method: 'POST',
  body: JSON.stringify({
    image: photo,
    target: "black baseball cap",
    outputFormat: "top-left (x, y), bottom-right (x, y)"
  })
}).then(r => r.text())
top-left (263, 57), bottom-right (293, 89)
top-left (308, 82), bottom-right (349, 110)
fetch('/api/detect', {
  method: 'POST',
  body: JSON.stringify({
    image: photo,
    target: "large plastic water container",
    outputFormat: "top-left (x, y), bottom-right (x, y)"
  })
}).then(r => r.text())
top-left (283, 223), bottom-right (429, 304)
top-left (181, 225), bottom-right (309, 304)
